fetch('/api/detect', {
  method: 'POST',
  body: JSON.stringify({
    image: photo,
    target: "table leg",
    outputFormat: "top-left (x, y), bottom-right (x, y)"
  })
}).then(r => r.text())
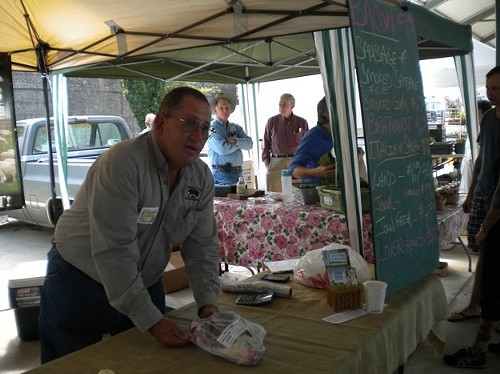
top-left (219, 262), bottom-right (229, 275)
top-left (457, 236), bottom-right (472, 272)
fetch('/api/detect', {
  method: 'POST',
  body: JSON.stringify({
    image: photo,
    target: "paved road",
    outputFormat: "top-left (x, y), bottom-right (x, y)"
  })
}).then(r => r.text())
top-left (0, 218), bottom-right (53, 273)
top-left (0, 217), bottom-right (51, 372)
top-left (0, 218), bottom-right (53, 312)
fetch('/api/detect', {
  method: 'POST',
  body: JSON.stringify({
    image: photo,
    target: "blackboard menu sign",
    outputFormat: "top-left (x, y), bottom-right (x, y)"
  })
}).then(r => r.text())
top-left (349, 0), bottom-right (438, 297)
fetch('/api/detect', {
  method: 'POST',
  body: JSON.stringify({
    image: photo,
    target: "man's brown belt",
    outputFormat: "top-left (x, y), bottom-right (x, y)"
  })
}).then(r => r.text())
top-left (271, 154), bottom-right (294, 158)
top-left (212, 165), bottom-right (242, 172)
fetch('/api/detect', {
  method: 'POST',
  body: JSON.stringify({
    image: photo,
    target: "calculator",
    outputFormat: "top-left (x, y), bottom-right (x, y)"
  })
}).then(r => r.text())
top-left (235, 292), bottom-right (274, 306)
top-left (261, 274), bottom-right (290, 283)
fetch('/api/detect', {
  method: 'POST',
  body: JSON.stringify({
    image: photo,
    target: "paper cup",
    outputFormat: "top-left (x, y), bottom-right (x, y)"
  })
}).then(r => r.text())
top-left (363, 280), bottom-right (387, 314)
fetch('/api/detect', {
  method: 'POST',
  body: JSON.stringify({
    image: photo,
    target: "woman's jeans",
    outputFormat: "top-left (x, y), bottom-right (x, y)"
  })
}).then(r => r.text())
top-left (212, 169), bottom-right (242, 185)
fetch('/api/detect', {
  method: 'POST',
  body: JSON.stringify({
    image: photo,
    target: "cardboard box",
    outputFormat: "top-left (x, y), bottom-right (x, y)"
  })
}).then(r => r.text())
top-left (162, 251), bottom-right (189, 293)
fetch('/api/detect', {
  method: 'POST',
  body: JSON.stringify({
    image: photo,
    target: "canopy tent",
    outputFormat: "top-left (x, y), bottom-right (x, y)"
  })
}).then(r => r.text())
top-left (1, 0), bottom-right (350, 74)
top-left (0, 0), bottom-right (475, 254)
top-left (1, 1), bottom-right (472, 82)
top-left (59, 4), bottom-right (473, 83)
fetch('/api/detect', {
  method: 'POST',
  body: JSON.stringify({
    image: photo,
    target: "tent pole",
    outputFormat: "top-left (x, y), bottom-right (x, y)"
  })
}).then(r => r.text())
top-left (19, 2), bottom-right (60, 223)
top-left (41, 74), bottom-right (59, 222)
top-left (36, 43), bottom-right (59, 224)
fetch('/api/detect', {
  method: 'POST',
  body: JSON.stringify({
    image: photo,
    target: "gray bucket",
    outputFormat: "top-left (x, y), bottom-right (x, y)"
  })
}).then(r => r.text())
top-left (299, 184), bottom-right (320, 205)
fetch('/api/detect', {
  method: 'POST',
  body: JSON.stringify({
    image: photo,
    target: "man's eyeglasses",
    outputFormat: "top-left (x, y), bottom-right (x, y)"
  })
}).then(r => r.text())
top-left (169, 115), bottom-right (215, 137)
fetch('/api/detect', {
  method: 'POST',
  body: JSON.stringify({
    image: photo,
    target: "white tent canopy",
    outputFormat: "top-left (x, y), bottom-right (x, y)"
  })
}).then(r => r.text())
top-left (0, 0), bottom-right (473, 81)
top-left (0, 0), bottom-right (350, 74)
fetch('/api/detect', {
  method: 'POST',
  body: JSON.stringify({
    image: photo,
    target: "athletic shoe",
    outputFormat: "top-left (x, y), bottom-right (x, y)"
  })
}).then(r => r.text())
top-left (443, 346), bottom-right (486, 369)
top-left (488, 343), bottom-right (500, 356)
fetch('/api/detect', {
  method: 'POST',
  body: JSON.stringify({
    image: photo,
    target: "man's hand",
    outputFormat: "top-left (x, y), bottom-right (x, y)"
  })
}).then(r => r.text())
top-left (314, 164), bottom-right (336, 178)
top-left (462, 194), bottom-right (473, 213)
top-left (149, 318), bottom-right (190, 347)
top-left (226, 136), bottom-right (237, 145)
top-left (198, 304), bottom-right (219, 318)
top-left (475, 229), bottom-right (487, 248)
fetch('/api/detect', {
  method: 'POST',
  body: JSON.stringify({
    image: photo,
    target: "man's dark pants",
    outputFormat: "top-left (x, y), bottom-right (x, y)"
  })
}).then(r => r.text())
top-left (39, 246), bottom-right (166, 363)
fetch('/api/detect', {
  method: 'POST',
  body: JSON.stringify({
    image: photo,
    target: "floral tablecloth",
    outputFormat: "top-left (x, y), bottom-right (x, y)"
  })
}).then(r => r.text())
top-left (214, 198), bottom-right (374, 268)
top-left (437, 199), bottom-right (468, 249)
top-left (214, 196), bottom-right (467, 269)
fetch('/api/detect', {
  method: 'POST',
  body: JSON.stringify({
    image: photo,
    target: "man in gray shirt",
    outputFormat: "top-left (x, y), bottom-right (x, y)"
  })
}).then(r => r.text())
top-left (40, 87), bottom-right (221, 363)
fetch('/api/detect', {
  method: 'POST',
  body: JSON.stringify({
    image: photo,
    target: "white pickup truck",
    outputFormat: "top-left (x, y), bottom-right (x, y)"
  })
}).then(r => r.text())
top-left (8, 115), bottom-right (132, 227)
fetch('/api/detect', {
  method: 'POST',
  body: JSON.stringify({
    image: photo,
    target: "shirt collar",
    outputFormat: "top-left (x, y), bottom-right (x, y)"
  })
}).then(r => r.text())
top-left (147, 132), bottom-right (193, 182)
top-left (212, 118), bottom-right (229, 126)
top-left (282, 112), bottom-right (294, 122)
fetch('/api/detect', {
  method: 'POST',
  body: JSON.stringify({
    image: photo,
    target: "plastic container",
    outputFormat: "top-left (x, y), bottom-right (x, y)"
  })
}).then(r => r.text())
top-left (299, 184), bottom-right (320, 205)
top-left (363, 280), bottom-right (387, 314)
top-left (8, 260), bottom-right (47, 340)
top-left (454, 141), bottom-right (466, 154)
top-left (317, 185), bottom-right (371, 213)
top-left (281, 170), bottom-right (293, 203)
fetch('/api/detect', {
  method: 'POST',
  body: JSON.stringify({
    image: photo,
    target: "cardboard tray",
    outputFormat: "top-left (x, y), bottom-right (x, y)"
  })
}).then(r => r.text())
top-left (227, 189), bottom-right (265, 200)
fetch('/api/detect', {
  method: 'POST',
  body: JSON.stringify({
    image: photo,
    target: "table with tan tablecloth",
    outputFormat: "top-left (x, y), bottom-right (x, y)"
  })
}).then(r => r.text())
top-left (27, 274), bottom-right (448, 374)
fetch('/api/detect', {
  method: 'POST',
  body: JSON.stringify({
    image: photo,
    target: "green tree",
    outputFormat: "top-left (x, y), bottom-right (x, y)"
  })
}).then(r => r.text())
top-left (160, 81), bottom-right (237, 108)
top-left (123, 79), bottom-right (165, 131)
top-left (123, 79), bottom-right (238, 131)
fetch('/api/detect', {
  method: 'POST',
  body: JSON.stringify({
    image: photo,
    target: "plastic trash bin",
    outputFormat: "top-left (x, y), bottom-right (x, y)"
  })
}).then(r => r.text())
top-left (8, 260), bottom-right (47, 341)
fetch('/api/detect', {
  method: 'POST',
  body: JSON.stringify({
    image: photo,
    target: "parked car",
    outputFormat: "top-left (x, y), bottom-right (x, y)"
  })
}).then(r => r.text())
top-left (8, 116), bottom-right (132, 227)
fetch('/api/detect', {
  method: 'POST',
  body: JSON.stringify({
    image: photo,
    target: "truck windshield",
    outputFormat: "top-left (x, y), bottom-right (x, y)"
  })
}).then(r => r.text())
top-left (32, 121), bottom-right (123, 154)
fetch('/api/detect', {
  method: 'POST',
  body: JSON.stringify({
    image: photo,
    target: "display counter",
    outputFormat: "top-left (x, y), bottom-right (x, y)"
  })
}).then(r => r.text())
top-left (213, 198), bottom-right (374, 269)
top-left (26, 274), bottom-right (448, 374)
top-left (214, 196), bottom-right (466, 270)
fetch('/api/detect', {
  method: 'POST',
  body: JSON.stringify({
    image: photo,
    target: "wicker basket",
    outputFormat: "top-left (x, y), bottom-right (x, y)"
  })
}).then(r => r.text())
top-left (327, 284), bottom-right (364, 312)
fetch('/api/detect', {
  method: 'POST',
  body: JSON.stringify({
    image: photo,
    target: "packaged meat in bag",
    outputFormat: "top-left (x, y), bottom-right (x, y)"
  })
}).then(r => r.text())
top-left (189, 311), bottom-right (266, 366)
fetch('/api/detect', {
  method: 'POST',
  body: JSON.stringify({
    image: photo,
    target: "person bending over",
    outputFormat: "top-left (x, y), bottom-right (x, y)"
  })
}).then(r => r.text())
top-left (40, 87), bottom-right (221, 363)
top-left (289, 96), bottom-right (336, 184)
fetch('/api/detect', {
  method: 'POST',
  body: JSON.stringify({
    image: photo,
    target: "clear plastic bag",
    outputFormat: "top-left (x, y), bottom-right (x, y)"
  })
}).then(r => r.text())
top-left (189, 311), bottom-right (266, 366)
top-left (294, 244), bottom-right (371, 289)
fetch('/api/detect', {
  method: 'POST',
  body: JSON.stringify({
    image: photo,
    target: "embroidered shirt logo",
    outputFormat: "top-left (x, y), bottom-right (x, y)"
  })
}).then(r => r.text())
top-left (186, 188), bottom-right (201, 201)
